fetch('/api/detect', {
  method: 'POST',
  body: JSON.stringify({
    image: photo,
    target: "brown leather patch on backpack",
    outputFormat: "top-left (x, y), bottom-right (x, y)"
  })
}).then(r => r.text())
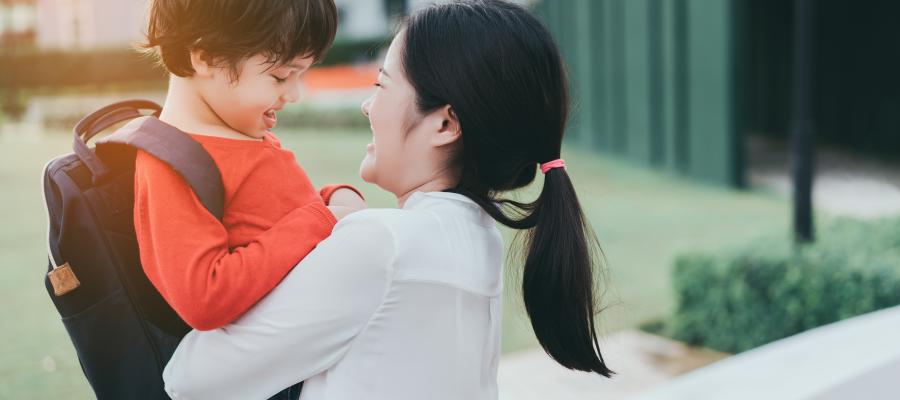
top-left (48, 263), bottom-right (81, 296)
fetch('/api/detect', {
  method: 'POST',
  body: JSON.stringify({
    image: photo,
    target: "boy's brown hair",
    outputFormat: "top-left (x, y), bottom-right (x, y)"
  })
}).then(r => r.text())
top-left (139, 0), bottom-right (337, 82)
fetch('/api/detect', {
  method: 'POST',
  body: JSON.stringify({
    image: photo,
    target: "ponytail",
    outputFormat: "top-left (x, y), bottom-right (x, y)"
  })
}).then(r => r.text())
top-left (446, 166), bottom-right (612, 376)
top-left (402, 0), bottom-right (613, 377)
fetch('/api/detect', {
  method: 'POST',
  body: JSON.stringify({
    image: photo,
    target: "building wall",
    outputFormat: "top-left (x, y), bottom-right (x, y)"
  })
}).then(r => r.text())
top-left (35, 0), bottom-right (145, 50)
top-left (0, 1), bottom-right (37, 37)
top-left (536, 0), bottom-right (745, 187)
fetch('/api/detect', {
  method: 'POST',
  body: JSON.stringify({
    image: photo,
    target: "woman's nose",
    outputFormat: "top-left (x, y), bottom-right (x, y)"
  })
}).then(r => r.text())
top-left (361, 96), bottom-right (373, 117)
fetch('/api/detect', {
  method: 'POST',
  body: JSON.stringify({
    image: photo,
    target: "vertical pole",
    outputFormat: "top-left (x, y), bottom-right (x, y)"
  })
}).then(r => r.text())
top-left (791, 0), bottom-right (814, 243)
top-left (673, 0), bottom-right (690, 173)
top-left (575, 0), bottom-right (593, 150)
top-left (648, 0), bottom-right (665, 166)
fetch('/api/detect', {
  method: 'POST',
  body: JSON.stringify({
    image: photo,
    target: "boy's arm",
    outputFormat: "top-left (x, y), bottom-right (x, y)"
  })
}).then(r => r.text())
top-left (135, 151), bottom-right (337, 331)
top-left (319, 184), bottom-right (366, 208)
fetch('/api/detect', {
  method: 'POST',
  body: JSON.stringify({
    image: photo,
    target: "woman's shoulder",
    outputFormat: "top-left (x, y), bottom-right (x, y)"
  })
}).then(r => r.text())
top-left (329, 207), bottom-right (445, 257)
top-left (331, 208), bottom-right (406, 244)
top-left (335, 205), bottom-right (504, 297)
top-left (329, 209), bottom-right (402, 244)
top-left (335, 206), bottom-right (452, 239)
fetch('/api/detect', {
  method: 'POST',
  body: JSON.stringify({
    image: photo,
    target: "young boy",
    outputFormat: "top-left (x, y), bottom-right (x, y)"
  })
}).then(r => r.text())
top-left (135, 0), bottom-right (366, 331)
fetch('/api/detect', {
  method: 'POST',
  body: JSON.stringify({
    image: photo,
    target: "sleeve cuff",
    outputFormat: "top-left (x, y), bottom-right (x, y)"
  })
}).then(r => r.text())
top-left (319, 184), bottom-right (365, 205)
top-left (305, 201), bottom-right (338, 228)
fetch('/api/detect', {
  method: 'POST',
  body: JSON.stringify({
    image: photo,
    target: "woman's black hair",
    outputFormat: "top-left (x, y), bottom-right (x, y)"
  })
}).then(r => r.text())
top-left (400, 0), bottom-right (613, 376)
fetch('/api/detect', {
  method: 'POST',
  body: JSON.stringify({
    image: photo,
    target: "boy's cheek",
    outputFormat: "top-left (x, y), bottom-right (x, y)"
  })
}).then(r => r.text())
top-left (222, 93), bottom-right (271, 135)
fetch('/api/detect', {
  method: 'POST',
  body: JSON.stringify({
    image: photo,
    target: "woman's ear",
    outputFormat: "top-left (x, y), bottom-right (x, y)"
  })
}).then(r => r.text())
top-left (432, 105), bottom-right (462, 147)
top-left (190, 50), bottom-right (215, 79)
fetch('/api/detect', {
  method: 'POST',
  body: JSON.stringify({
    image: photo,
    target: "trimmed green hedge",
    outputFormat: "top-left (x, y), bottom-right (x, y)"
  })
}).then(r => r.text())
top-left (650, 217), bottom-right (900, 354)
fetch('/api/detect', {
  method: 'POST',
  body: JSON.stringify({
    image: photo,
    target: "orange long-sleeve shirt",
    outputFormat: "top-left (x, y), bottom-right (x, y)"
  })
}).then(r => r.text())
top-left (134, 132), bottom-right (356, 331)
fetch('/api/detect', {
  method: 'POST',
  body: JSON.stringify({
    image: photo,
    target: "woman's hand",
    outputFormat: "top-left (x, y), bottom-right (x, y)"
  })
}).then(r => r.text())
top-left (327, 205), bottom-right (360, 221)
top-left (328, 188), bottom-right (369, 210)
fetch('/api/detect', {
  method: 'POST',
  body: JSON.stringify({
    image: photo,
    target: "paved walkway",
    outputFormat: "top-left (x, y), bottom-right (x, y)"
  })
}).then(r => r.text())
top-left (747, 135), bottom-right (900, 218)
top-left (498, 331), bottom-right (727, 400)
top-left (625, 306), bottom-right (900, 400)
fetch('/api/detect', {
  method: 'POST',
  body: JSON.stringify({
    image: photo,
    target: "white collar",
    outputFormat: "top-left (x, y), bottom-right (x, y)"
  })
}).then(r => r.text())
top-left (403, 191), bottom-right (496, 228)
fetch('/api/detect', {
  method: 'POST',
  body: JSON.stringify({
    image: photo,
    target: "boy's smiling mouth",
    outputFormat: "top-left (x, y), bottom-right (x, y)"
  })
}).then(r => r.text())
top-left (263, 109), bottom-right (278, 129)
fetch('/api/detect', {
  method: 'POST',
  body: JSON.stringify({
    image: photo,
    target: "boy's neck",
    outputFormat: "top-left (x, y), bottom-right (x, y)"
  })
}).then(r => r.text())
top-left (159, 76), bottom-right (263, 141)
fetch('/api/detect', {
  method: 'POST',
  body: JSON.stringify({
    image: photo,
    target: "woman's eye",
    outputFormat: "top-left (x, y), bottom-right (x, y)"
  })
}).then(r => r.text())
top-left (373, 83), bottom-right (381, 87)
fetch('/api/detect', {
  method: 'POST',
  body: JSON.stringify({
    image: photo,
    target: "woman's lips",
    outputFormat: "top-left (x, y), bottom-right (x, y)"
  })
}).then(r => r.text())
top-left (366, 142), bottom-right (375, 153)
top-left (263, 109), bottom-right (277, 129)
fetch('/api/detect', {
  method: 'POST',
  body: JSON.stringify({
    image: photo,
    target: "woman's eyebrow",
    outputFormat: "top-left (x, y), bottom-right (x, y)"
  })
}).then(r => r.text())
top-left (380, 68), bottom-right (391, 78)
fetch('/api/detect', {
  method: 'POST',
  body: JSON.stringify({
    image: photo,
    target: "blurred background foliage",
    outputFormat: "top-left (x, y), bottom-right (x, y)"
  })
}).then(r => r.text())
top-left (644, 217), bottom-right (900, 353)
top-left (0, 39), bottom-right (385, 123)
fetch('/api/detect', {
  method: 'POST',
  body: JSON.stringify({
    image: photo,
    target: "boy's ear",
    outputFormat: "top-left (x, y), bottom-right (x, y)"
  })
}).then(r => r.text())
top-left (190, 50), bottom-right (214, 78)
top-left (432, 105), bottom-right (462, 147)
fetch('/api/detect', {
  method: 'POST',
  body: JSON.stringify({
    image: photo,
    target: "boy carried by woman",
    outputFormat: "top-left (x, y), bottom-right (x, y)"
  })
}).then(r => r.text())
top-left (135, 0), bottom-right (363, 336)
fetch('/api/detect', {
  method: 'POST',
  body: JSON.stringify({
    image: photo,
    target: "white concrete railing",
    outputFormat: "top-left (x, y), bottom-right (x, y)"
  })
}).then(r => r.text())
top-left (625, 305), bottom-right (900, 400)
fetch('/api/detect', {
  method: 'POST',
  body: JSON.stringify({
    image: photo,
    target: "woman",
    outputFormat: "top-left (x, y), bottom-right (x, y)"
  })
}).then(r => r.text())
top-left (163, 1), bottom-right (612, 399)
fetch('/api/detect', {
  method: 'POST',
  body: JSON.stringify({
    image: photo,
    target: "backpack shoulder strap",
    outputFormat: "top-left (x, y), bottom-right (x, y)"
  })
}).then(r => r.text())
top-left (95, 116), bottom-right (225, 222)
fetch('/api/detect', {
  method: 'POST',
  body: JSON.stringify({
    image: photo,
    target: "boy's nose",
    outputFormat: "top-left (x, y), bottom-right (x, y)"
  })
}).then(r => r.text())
top-left (282, 82), bottom-right (302, 103)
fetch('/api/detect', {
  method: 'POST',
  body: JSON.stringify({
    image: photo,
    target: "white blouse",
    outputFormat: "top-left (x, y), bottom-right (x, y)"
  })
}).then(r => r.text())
top-left (163, 191), bottom-right (505, 400)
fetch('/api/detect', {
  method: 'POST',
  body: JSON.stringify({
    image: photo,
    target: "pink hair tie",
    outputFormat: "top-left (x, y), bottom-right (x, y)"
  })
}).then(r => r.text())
top-left (540, 159), bottom-right (566, 174)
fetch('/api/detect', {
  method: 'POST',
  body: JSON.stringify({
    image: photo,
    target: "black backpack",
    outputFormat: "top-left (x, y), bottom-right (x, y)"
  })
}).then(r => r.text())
top-left (41, 100), bottom-right (225, 399)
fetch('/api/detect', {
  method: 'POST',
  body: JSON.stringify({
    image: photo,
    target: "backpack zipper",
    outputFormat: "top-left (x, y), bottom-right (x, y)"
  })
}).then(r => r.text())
top-left (41, 155), bottom-right (68, 270)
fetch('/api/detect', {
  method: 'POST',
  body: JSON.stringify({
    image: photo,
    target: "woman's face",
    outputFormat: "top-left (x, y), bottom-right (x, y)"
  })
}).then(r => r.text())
top-left (360, 33), bottom-right (454, 201)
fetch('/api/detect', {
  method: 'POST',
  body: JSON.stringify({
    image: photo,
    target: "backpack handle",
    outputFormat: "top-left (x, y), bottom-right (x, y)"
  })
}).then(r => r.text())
top-left (72, 100), bottom-right (225, 222)
top-left (72, 100), bottom-right (163, 185)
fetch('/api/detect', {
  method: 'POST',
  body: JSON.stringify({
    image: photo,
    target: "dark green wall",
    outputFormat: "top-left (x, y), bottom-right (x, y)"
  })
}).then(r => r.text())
top-left (535, 0), bottom-right (747, 187)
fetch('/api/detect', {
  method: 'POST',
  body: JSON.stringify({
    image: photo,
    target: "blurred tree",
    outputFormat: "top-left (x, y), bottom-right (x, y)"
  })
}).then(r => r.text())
top-left (1, 0), bottom-right (37, 121)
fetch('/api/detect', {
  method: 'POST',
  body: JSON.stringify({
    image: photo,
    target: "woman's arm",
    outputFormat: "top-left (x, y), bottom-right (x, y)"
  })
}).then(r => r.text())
top-left (162, 210), bottom-right (396, 400)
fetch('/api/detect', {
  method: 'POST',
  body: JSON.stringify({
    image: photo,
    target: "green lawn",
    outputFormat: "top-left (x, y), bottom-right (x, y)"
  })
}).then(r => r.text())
top-left (0, 128), bottom-right (789, 399)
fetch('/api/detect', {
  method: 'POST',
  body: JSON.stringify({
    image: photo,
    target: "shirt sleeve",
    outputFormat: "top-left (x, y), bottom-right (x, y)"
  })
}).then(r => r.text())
top-left (134, 151), bottom-right (338, 331)
top-left (162, 210), bottom-right (396, 400)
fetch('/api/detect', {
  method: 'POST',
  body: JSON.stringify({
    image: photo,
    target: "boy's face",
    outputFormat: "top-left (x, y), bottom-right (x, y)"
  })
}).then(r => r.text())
top-left (196, 53), bottom-right (313, 139)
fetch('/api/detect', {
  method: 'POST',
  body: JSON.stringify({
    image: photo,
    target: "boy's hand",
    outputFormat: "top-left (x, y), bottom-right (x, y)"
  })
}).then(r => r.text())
top-left (328, 188), bottom-right (368, 210)
top-left (327, 206), bottom-right (359, 221)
